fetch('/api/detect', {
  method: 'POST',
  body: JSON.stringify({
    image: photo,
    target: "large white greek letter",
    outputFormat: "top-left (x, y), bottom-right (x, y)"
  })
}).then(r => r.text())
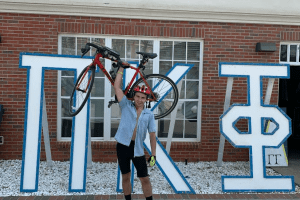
top-left (219, 63), bottom-right (294, 192)
top-left (19, 53), bottom-right (92, 192)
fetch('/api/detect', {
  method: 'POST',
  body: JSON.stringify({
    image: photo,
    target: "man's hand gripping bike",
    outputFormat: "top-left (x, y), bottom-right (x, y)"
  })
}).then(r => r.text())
top-left (69, 43), bottom-right (179, 120)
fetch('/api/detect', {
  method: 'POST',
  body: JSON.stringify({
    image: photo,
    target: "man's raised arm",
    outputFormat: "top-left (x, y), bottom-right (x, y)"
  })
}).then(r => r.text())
top-left (113, 67), bottom-right (125, 102)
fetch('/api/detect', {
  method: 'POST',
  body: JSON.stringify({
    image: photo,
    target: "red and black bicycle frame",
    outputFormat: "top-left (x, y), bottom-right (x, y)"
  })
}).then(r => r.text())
top-left (87, 53), bottom-right (157, 101)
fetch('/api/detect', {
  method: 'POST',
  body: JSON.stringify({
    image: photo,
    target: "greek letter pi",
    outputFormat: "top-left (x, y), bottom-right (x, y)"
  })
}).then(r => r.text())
top-left (219, 63), bottom-right (294, 192)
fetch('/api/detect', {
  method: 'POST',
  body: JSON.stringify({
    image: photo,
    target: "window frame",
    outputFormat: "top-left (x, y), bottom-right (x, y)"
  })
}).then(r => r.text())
top-left (57, 34), bottom-right (203, 142)
top-left (280, 42), bottom-right (300, 65)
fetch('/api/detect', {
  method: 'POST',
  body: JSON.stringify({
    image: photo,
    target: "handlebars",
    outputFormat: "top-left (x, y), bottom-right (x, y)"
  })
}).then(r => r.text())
top-left (81, 43), bottom-right (128, 68)
top-left (81, 43), bottom-right (120, 59)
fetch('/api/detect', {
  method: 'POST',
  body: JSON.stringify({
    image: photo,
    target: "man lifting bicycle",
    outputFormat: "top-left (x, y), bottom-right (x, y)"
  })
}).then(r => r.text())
top-left (114, 65), bottom-right (157, 200)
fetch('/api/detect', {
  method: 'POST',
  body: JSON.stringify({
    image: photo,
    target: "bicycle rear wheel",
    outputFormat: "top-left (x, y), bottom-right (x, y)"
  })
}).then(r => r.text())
top-left (69, 65), bottom-right (95, 116)
top-left (130, 74), bottom-right (178, 119)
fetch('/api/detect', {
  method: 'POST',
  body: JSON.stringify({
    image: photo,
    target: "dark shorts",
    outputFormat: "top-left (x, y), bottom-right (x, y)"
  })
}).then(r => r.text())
top-left (116, 141), bottom-right (148, 178)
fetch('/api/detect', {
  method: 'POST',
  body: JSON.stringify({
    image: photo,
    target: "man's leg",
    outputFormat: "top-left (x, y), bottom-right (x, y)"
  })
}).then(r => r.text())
top-left (122, 172), bottom-right (132, 196)
top-left (116, 142), bottom-right (133, 200)
top-left (140, 176), bottom-right (153, 198)
top-left (133, 155), bottom-right (153, 199)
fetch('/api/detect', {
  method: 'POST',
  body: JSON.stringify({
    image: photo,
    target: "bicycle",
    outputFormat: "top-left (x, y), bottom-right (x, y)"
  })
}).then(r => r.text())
top-left (69, 43), bottom-right (179, 120)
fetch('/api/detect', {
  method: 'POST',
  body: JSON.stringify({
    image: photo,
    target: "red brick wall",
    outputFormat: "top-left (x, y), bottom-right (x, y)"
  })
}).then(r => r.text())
top-left (1, 13), bottom-right (299, 162)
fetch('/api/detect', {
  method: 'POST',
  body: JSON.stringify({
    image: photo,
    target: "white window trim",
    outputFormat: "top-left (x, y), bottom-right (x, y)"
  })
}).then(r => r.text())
top-left (57, 34), bottom-right (204, 142)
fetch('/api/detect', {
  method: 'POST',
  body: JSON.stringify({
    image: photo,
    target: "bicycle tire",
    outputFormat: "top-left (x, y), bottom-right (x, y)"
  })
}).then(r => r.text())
top-left (129, 74), bottom-right (178, 119)
top-left (69, 65), bottom-right (96, 116)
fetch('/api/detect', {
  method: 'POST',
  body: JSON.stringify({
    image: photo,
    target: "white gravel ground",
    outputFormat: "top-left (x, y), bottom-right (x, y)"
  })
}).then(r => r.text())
top-left (0, 160), bottom-right (299, 197)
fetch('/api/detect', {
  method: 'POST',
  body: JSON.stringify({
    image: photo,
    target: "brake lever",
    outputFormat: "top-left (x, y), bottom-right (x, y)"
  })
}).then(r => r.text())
top-left (81, 44), bottom-right (91, 58)
top-left (81, 48), bottom-right (89, 58)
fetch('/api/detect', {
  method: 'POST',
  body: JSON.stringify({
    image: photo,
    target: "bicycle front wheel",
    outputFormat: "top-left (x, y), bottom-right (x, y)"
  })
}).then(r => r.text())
top-left (69, 65), bottom-right (95, 116)
top-left (130, 74), bottom-right (178, 119)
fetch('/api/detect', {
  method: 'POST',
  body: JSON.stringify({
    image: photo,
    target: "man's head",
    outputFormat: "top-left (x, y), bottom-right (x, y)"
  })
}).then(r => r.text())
top-left (133, 85), bottom-right (150, 107)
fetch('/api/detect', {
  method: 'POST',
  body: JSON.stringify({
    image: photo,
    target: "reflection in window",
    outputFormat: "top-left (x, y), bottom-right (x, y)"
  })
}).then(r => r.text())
top-left (280, 45), bottom-right (287, 62)
top-left (174, 42), bottom-right (186, 60)
top-left (185, 120), bottom-right (197, 138)
top-left (90, 119), bottom-right (104, 137)
top-left (90, 99), bottom-right (104, 118)
top-left (110, 119), bottom-right (120, 138)
top-left (186, 81), bottom-right (199, 99)
top-left (290, 45), bottom-right (297, 62)
top-left (62, 37), bottom-right (75, 55)
top-left (126, 40), bottom-right (139, 59)
top-left (160, 41), bottom-right (172, 60)
top-left (61, 77), bottom-right (74, 97)
top-left (91, 78), bottom-right (105, 97)
top-left (61, 119), bottom-right (72, 137)
top-left (187, 42), bottom-right (200, 61)
top-left (77, 37), bottom-right (89, 55)
top-left (112, 39), bottom-right (125, 58)
top-left (141, 40), bottom-right (153, 53)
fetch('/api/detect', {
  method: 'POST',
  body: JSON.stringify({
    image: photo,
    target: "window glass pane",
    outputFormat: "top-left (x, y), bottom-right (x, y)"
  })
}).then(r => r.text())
top-left (176, 101), bottom-right (184, 119)
top-left (143, 60), bottom-right (153, 75)
top-left (173, 120), bottom-right (183, 138)
top-left (186, 62), bottom-right (199, 79)
top-left (91, 119), bottom-right (103, 137)
top-left (186, 81), bottom-right (199, 99)
top-left (62, 37), bottom-right (75, 55)
top-left (61, 119), bottom-right (72, 137)
top-left (61, 77), bottom-right (74, 96)
top-left (91, 78), bottom-right (105, 97)
top-left (61, 99), bottom-right (70, 117)
top-left (77, 37), bottom-right (89, 56)
top-left (185, 120), bottom-right (197, 138)
top-left (62, 70), bottom-right (75, 77)
top-left (111, 104), bottom-right (121, 118)
top-left (159, 61), bottom-right (172, 75)
top-left (140, 40), bottom-right (153, 53)
top-left (112, 39), bottom-right (125, 58)
top-left (280, 45), bottom-right (287, 62)
top-left (174, 41), bottom-right (186, 60)
top-left (184, 101), bottom-right (198, 120)
top-left (126, 40), bottom-right (139, 59)
top-left (179, 80), bottom-right (185, 99)
top-left (158, 119), bottom-right (169, 138)
top-left (187, 42), bottom-right (200, 61)
top-left (90, 99), bottom-right (104, 118)
top-left (111, 119), bottom-right (120, 137)
top-left (160, 41), bottom-right (173, 60)
top-left (290, 45), bottom-right (297, 62)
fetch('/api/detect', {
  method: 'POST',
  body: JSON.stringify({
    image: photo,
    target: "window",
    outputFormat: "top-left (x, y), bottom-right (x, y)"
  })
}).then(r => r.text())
top-left (280, 43), bottom-right (300, 65)
top-left (58, 35), bottom-right (203, 142)
top-left (158, 41), bottom-right (201, 139)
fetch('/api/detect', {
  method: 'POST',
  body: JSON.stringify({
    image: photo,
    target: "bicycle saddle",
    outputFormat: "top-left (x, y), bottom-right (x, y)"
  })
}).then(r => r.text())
top-left (136, 52), bottom-right (157, 59)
